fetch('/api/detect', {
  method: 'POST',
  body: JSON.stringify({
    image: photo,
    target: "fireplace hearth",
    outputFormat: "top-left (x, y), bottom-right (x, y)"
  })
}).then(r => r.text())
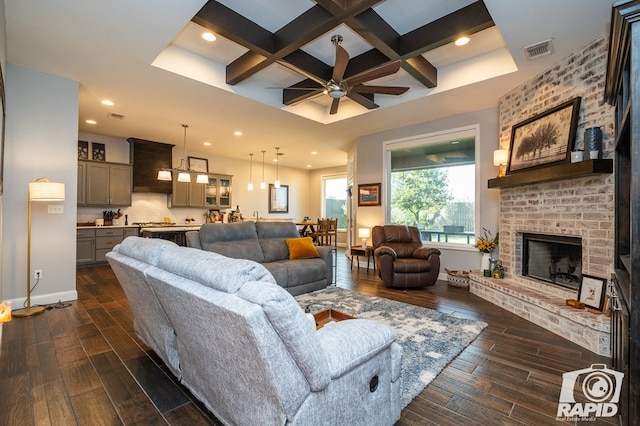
top-left (522, 233), bottom-right (582, 290)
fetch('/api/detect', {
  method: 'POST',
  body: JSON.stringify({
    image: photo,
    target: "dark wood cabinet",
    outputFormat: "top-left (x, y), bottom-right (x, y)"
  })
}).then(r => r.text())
top-left (604, 1), bottom-right (640, 424)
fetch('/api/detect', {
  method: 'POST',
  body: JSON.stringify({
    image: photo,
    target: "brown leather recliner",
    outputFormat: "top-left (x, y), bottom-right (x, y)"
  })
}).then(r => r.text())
top-left (372, 225), bottom-right (441, 288)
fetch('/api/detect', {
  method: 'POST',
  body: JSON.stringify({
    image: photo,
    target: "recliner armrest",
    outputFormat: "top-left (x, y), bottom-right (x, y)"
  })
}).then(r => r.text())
top-left (413, 247), bottom-right (441, 259)
top-left (316, 319), bottom-right (399, 379)
top-left (374, 246), bottom-right (397, 259)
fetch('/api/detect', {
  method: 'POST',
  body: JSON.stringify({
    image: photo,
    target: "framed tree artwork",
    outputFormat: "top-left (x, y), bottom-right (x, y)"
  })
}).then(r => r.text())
top-left (507, 97), bottom-right (581, 174)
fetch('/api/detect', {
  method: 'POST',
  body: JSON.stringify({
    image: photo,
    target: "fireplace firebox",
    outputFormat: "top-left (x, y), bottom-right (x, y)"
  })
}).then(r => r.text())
top-left (522, 233), bottom-right (582, 290)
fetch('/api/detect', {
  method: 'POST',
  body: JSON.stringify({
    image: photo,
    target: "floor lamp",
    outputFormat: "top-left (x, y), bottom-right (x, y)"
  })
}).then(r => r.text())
top-left (12, 178), bottom-right (65, 318)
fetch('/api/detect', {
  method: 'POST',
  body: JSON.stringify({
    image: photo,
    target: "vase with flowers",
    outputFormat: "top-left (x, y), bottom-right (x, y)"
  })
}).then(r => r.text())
top-left (475, 228), bottom-right (499, 271)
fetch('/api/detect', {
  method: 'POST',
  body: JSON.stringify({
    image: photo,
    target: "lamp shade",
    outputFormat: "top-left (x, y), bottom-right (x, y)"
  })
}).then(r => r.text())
top-left (358, 227), bottom-right (370, 239)
top-left (493, 149), bottom-right (508, 166)
top-left (29, 180), bottom-right (65, 201)
top-left (157, 170), bottom-right (172, 181)
top-left (177, 172), bottom-right (191, 183)
top-left (196, 173), bottom-right (209, 184)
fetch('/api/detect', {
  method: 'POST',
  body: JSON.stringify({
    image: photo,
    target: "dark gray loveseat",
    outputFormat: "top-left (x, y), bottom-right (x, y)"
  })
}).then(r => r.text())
top-left (185, 221), bottom-right (333, 295)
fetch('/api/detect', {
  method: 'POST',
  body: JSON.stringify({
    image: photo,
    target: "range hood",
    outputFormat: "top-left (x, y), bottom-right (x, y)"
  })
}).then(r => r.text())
top-left (128, 138), bottom-right (174, 193)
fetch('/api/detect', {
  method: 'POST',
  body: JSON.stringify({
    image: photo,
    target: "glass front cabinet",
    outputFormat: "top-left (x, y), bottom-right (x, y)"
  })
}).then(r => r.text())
top-left (205, 174), bottom-right (232, 209)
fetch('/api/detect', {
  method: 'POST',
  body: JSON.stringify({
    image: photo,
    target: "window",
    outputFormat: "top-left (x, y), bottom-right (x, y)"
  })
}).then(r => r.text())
top-left (385, 127), bottom-right (477, 246)
top-left (323, 175), bottom-right (347, 229)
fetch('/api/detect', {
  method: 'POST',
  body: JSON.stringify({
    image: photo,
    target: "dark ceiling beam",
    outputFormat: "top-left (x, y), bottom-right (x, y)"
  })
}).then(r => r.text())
top-left (399, 1), bottom-right (494, 57)
top-left (404, 56), bottom-right (438, 88)
top-left (283, 80), bottom-right (324, 105)
top-left (193, 2), bottom-right (273, 55)
top-left (280, 50), bottom-right (333, 84)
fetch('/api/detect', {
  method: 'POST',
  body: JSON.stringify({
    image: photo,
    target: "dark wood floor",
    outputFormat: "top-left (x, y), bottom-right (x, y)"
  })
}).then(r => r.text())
top-left (0, 250), bottom-right (615, 425)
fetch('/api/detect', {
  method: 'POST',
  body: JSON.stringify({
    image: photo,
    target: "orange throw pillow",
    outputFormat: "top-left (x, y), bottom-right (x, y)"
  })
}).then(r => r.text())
top-left (285, 237), bottom-right (320, 259)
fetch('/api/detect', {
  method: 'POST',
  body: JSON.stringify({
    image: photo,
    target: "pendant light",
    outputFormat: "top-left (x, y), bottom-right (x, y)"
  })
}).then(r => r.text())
top-left (260, 150), bottom-right (266, 190)
top-left (247, 153), bottom-right (254, 191)
top-left (157, 124), bottom-right (208, 184)
top-left (274, 147), bottom-right (281, 188)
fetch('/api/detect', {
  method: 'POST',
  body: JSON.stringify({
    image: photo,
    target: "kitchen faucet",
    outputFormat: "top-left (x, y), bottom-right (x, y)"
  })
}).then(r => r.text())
top-left (252, 210), bottom-right (259, 221)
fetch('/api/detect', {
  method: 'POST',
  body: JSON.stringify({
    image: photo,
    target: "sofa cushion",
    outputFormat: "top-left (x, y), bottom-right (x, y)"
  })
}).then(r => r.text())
top-left (198, 222), bottom-right (265, 263)
top-left (256, 221), bottom-right (299, 262)
top-left (157, 245), bottom-right (276, 294)
top-left (285, 237), bottom-right (320, 259)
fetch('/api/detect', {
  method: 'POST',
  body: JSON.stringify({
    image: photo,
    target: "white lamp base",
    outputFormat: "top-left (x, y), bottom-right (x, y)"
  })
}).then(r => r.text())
top-left (361, 238), bottom-right (368, 248)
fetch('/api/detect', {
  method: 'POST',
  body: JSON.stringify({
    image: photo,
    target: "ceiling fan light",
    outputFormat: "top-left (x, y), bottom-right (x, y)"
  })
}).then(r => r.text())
top-left (177, 172), bottom-right (191, 183)
top-left (157, 170), bottom-right (172, 181)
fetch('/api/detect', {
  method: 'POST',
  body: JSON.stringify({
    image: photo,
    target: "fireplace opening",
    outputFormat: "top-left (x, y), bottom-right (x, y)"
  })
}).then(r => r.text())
top-left (522, 233), bottom-right (582, 290)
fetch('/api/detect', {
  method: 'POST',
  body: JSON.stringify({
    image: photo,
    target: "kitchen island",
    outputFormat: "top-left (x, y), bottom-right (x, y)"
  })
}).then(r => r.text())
top-left (140, 225), bottom-right (201, 246)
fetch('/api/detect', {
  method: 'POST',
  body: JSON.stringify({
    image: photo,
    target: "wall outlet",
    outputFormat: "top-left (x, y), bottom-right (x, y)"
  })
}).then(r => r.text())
top-left (34, 269), bottom-right (43, 280)
top-left (47, 205), bottom-right (64, 214)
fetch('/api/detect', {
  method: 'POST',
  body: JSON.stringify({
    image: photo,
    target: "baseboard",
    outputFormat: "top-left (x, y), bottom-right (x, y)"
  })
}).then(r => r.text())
top-left (7, 290), bottom-right (78, 310)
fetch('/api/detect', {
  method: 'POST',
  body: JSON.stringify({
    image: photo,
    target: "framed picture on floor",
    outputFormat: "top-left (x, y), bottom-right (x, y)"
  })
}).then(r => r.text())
top-left (577, 274), bottom-right (607, 311)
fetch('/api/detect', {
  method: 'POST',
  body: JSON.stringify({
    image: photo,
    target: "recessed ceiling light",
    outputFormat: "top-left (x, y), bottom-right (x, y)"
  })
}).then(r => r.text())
top-left (311, 151), bottom-right (318, 155)
top-left (234, 131), bottom-right (242, 136)
top-left (455, 36), bottom-right (470, 46)
top-left (306, 165), bottom-right (312, 168)
top-left (203, 141), bottom-right (211, 146)
top-left (101, 100), bottom-right (114, 106)
top-left (202, 32), bottom-right (217, 42)
top-left (86, 119), bottom-right (97, 124)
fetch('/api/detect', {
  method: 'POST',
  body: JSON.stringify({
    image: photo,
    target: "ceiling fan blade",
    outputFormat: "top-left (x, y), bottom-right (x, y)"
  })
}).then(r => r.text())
top-left (329, 98), bottom-right (340, 115)
top-left (347, 92), bottom-right (379, 110)
top-left (345, 61), bottom-right (402, 86)
top-left (332, 45), bottom-right (349, 82)
top-left (351, 85), bottom-right (409, 95)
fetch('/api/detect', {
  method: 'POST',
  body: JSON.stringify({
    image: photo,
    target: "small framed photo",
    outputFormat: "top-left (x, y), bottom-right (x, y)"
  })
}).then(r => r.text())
top-left (358, 183), bottom-right (381, 206)
top-left (188, 156), bottom-right (209, 173)
top-left (577, 274), bottom-right (607, 311)
top-left (92, 142), bottom-right (106, 161)
top-left (78, 140), bottom-right (89, 160)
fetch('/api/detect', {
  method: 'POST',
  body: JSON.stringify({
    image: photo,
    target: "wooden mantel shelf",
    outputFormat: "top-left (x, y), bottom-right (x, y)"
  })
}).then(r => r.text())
top-left (488, 159), bottom-right (613, 189)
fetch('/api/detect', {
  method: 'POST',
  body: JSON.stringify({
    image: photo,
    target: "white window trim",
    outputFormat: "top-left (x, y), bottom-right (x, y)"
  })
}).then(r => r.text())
top-left (382, 124), bottom-right (481, 251)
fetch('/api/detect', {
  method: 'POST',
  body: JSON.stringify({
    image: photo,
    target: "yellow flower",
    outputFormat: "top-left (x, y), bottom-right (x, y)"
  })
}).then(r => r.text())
top-left (475, 228), bottom-right (499, 253)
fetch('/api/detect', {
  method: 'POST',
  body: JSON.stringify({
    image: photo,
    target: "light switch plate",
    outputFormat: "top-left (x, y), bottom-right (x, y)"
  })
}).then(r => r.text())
top-left (47, 205), bottom-right (64, 214)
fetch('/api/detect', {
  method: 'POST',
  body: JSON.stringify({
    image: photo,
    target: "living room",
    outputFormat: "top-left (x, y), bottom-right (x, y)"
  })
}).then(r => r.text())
top-left (1, 1), bottom-right (638, 425)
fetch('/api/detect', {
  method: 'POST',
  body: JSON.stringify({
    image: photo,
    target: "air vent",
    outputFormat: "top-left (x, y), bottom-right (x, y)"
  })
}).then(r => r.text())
top-left (108, 112), bottom-right (125, 119)
top-left (523, 39), bottom-right (554, 60)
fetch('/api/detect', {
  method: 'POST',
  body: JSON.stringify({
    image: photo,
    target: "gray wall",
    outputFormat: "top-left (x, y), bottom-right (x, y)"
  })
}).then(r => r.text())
top-left (2, 64), bottom-right (78, 304)
top-left (352, 106), bottom-right (501, 275)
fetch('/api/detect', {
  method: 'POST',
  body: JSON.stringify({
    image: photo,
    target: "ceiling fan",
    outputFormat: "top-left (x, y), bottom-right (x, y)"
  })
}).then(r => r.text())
top-left (281, 35), bottom-right (410, 115)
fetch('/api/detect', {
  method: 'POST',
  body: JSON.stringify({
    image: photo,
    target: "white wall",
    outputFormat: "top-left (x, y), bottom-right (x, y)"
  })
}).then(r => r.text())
top-left (352, 106), bottom-right (501, 274)
top-left (2, 64), bottom-right (78, 304)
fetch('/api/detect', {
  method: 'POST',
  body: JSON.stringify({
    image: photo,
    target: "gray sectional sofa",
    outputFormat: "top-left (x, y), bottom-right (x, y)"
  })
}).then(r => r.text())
top-left (106, 236), bottom-right (402, 426)
top-left (186, 221), bottom-right (333, 295)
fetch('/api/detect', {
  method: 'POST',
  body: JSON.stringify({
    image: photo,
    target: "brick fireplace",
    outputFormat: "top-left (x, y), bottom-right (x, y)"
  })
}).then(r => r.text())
top-left (470, 34), bottom-right (615, 356)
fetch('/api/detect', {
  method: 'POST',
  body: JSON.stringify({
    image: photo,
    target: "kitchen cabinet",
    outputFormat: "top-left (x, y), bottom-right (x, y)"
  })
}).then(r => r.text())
top-left (81, 161), bottom-right (132, 206)
top-left (76, 227), bottom-right (138, 265)
top-left (205, 174), bottom-right (232, 209)
top-left (171, 175), bottom-right (206, 207)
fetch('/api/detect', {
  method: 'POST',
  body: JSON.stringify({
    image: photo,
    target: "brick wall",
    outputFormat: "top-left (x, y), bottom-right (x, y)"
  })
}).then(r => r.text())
top-left (497, 34), bottom-right (615, 280)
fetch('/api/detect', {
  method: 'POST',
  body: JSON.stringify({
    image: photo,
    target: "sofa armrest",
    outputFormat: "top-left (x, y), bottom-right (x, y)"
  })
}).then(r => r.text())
top-left (413, 247), bottom-right (441, 260)
top-left (374, 246), bottom-right (397, 259)
top-left (185, 231), bottom-right (201, 249)
top-left (316, 319), bottom-right (399, 379)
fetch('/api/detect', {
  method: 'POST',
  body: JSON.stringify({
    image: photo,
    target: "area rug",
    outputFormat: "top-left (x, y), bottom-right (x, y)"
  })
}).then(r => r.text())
top-left (295, 286), bottom-right (487, 408)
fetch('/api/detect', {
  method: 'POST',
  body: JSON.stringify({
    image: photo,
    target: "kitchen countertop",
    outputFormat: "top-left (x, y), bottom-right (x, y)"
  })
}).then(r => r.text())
top-left (140, 226), bottom-right (201, 232)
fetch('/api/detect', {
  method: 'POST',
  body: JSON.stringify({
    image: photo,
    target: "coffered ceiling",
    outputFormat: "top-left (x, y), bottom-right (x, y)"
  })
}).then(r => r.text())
top-left (5, 0), bottom-right (615, 169)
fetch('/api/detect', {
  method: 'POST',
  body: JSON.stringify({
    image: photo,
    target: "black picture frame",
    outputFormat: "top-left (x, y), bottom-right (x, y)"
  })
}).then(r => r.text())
top-left (507, 97), bottom-right (581, 174)
top-left (268, 184), bottom-right (289, 213)
top-left (577, 274), bottom-right (607, 311)
top-left (0, 62), bottom-right (5, 194)
top-left (188, 156), bottom-right (209, 173)
top-left (358, 183), bottom-right (381, 206)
